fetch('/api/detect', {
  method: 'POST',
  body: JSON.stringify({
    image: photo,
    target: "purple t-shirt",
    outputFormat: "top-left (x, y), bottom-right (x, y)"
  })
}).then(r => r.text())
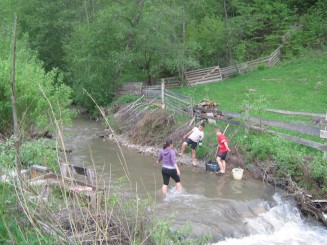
top-left (157, 148), bottom-right (176, 169)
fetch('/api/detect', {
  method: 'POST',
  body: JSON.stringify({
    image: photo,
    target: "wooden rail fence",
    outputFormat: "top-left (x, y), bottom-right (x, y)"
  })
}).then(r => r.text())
top-left (185, 66), bottom-right (222, 86)
top-left (196, 108), bottom-right (327, 152)
top-left (116, 81), bottom-right (326, 152)
top-left (142, 80), bottom-right (193, 116)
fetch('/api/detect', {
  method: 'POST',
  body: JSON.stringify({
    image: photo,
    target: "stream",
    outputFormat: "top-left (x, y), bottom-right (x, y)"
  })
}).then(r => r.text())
top-left (64, 115), bottom-right (327, 244)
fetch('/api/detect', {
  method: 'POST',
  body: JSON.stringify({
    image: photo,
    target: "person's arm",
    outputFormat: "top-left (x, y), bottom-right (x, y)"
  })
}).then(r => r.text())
top-left (200, 132), bottom-right (204, 140)
top-left (224, 141), bottom-right (231, 151)
top-left (157, 152), bottom-right (162, 163)
top-left (183, 129), bottom-right (193, 139)
top-left (175, 164), bottom-right (180, 176)
top-left (172, 151), bottom-right (180, 175)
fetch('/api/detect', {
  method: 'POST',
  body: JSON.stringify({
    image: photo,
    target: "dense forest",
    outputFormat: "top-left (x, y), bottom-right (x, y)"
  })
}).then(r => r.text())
top-left (0, 0), bottom-right (326, 134)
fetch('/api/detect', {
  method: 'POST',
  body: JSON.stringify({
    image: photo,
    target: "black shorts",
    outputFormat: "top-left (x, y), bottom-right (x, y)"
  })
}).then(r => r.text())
top-left (217, 151), bottom-right (228, 160)
top-left (162, 167), bottom-right (180, 185)
top-left (185, 138), bottom-right (197, 150)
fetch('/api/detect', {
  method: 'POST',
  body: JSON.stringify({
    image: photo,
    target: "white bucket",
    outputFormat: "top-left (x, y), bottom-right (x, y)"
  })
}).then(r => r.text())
top-left (232, 168), bottom-right (244, 180)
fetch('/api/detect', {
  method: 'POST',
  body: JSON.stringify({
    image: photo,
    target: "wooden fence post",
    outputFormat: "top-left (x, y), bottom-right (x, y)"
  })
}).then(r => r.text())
top-left (321, 113), bottom-right (327, 158)
top-left (244, 102), bottom-right (250, 135)
top-left (161, 79), bottom-right (165, 104)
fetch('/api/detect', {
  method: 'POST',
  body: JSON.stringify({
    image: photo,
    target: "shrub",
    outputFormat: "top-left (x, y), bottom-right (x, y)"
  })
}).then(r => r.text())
top-left (0, 137), bottom-right (57, 170)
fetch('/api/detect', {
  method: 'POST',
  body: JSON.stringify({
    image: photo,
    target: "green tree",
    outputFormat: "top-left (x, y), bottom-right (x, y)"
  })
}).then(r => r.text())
top-left (227, 0), bottom-right (294, 61)
top-left (64, 0), bottom-right (144, 110)
top-left (129, 0), bottom-right (198, 84)
top-left (0, 22), bottom-right (73, 135)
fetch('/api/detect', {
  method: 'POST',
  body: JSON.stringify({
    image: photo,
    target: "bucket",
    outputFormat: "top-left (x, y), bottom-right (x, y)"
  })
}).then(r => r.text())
top-left (232, 168), bottom-right (244, 180)
top-left (205, 161), bottom-right (220, 172)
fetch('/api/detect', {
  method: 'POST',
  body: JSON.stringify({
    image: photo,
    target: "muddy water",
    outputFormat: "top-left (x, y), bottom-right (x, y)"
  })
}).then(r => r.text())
top-left (64, 116), bottom-right (327, 244)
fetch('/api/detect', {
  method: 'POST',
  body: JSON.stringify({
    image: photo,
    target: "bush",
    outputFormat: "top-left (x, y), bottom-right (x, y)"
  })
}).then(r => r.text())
top-left (0, 24), bottom-right (73, 135)
top-left (0, 137), bottom-right (57, 171)
top-left (308, 157), bottom-right (327, 191)
top-left (0, 182), bottom-right (56, 244)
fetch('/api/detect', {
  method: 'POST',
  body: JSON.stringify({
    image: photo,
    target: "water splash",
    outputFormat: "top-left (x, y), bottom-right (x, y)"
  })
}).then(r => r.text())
top-left (214, 193), bottom-right (327, 245)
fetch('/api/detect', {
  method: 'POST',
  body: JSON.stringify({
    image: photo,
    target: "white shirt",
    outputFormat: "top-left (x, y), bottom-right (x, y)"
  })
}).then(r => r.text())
top-left (189, 127), bottom-right (204, 142)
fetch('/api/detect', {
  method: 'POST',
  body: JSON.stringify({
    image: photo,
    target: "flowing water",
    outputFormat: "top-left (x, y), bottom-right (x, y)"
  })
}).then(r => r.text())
top-left (64, 116), bottom-right (327, 244)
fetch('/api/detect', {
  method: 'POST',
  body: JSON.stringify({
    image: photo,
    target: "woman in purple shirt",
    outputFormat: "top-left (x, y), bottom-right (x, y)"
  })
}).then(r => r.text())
top-left (157, 139), bottom-right (182, 194)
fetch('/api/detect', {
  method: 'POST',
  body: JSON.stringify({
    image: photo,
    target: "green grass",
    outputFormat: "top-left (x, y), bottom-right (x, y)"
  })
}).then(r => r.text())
top-left (172, 52), bottom-right (327, 196)
top-left (176, 51), bottom-right (327, 120)
top-left (0, 183), bottom-right (55, 244)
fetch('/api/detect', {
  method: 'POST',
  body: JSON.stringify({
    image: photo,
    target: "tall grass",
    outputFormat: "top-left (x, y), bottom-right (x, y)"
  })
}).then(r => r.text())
top-left (0, 88), bottom-right (212, 244)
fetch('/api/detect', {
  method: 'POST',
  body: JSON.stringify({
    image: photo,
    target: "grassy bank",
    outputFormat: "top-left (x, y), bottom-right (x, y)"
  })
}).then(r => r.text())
top-left (172, 52), bottom-right (327, 197)
top-left (177, 51), bottom-right (327, 118)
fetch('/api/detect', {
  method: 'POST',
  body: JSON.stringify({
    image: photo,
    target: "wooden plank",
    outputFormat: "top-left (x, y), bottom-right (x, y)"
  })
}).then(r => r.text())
top-left (188, 76), bottom-right (223, 84)
top-left (165, 101), bottom-right (191, 115)
top-left (219, 110), bottom-right (321, 137)
top-left (165, 97), bottom-right (190, 109)
top-left (165, 92), bottom-right (191, 104)
top-left (165, 90), bottom-right (191, 100)
top-left (320, 120), bottom-right (327, 126)
top-left (320, 130), bottom-right (327, 139)
top-left (186, 74), bottom-right (222, 82)
top-left (266, 109), bottom-right (325, 118)
top-left (268, 131), bottom-right (327, 152)
top-left (253, 118), bottom-right (320, 137)
top-left (189, 78), bottom-right (223, 86)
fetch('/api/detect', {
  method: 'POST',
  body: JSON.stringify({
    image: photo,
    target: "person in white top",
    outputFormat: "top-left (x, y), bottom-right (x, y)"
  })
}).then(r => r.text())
top-left (179, 123), bottom-right (205, 166)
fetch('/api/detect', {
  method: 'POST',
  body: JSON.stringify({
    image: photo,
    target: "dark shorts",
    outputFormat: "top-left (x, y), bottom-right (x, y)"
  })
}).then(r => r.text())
top-left (162, 167), bottom-right (180, 185)
top-left (217, 151), bottom-right (228, 160)
top-left (185, 138), bottom-right (197, 150)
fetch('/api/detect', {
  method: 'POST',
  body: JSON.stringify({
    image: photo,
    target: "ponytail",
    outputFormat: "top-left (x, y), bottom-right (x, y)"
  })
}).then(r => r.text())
top-left (163, 139), bottom-right (173, 149)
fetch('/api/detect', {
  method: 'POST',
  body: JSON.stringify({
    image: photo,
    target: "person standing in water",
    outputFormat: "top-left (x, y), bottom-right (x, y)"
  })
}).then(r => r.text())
top-left (215, 128), bottom-right (230, 174)
top-left (157, 139), bottom-right (182, 194)
top-left (180, 123), bottom-right (205, 166)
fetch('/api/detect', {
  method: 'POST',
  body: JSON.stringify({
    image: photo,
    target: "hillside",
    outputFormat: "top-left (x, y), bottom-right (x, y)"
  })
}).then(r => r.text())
top-left (177, 52), bottom-right (327, 119)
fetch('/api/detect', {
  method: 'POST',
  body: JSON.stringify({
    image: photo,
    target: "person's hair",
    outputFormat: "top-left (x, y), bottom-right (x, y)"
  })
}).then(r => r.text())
top-left (200, 122), bottom-right (205, 128)
top-left (163, 139), bottom-right (173, 149)
top-left (216, 128), bottom-right (221, 133)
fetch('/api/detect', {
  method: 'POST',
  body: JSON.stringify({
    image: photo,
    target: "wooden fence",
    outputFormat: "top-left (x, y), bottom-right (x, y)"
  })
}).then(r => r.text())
top-left (182, 25), bottom-right (298, 85)
top-left (195, 108), bottom-right (327, 152)
top-left (117, 81), bottom-right (326, 151)
top-left (117, 82), bottom-right (143, 96)
top-left (185, 66), bottom-right (222, 86)
top-left (186, 49), bottom-right (279, 85)
top-left (142, 80), bottom-right (193, 116)
top-left (118, 25), bottom-right (298, 90)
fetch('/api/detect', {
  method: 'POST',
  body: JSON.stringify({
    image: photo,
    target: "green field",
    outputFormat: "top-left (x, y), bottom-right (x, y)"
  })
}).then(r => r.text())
top-left (176, 52), bottom-right (327, 122)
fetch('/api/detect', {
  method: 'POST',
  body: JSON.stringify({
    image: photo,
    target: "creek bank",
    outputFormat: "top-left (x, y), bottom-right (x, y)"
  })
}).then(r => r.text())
top-left (86, 101), bottom-right (327, 227)
top-left (108, 131), bottom-right (327, 226)
top-left (105, 132), bottom-right (254, 180)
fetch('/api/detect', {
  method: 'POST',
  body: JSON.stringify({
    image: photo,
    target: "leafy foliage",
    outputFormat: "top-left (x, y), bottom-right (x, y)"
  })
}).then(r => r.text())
top-left (0, 137), bottom-right (57, 170)
top-left (3, 0), bottom-right (325, 113)
top-left (0, 23), bottom-right (74, 135)
top-left (308, 157), bottom-right (327, 191)
top-left (0, 182), bottom-right (56, 244)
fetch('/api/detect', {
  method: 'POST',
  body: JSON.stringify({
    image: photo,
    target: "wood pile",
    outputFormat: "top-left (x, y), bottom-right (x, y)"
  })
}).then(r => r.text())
top-left (193, 99), bottom-right (223, 123)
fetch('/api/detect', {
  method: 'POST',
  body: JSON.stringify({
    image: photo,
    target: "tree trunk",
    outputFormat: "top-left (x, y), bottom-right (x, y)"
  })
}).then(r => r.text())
top-left (223, 0), bottom-right (232, 65)
top-left (10, 13), bottom-right (22, 175)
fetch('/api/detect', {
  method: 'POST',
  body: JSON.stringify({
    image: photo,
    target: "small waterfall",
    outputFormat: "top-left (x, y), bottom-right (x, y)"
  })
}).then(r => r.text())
top-left (214, 193), bottom-right (327, 245)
